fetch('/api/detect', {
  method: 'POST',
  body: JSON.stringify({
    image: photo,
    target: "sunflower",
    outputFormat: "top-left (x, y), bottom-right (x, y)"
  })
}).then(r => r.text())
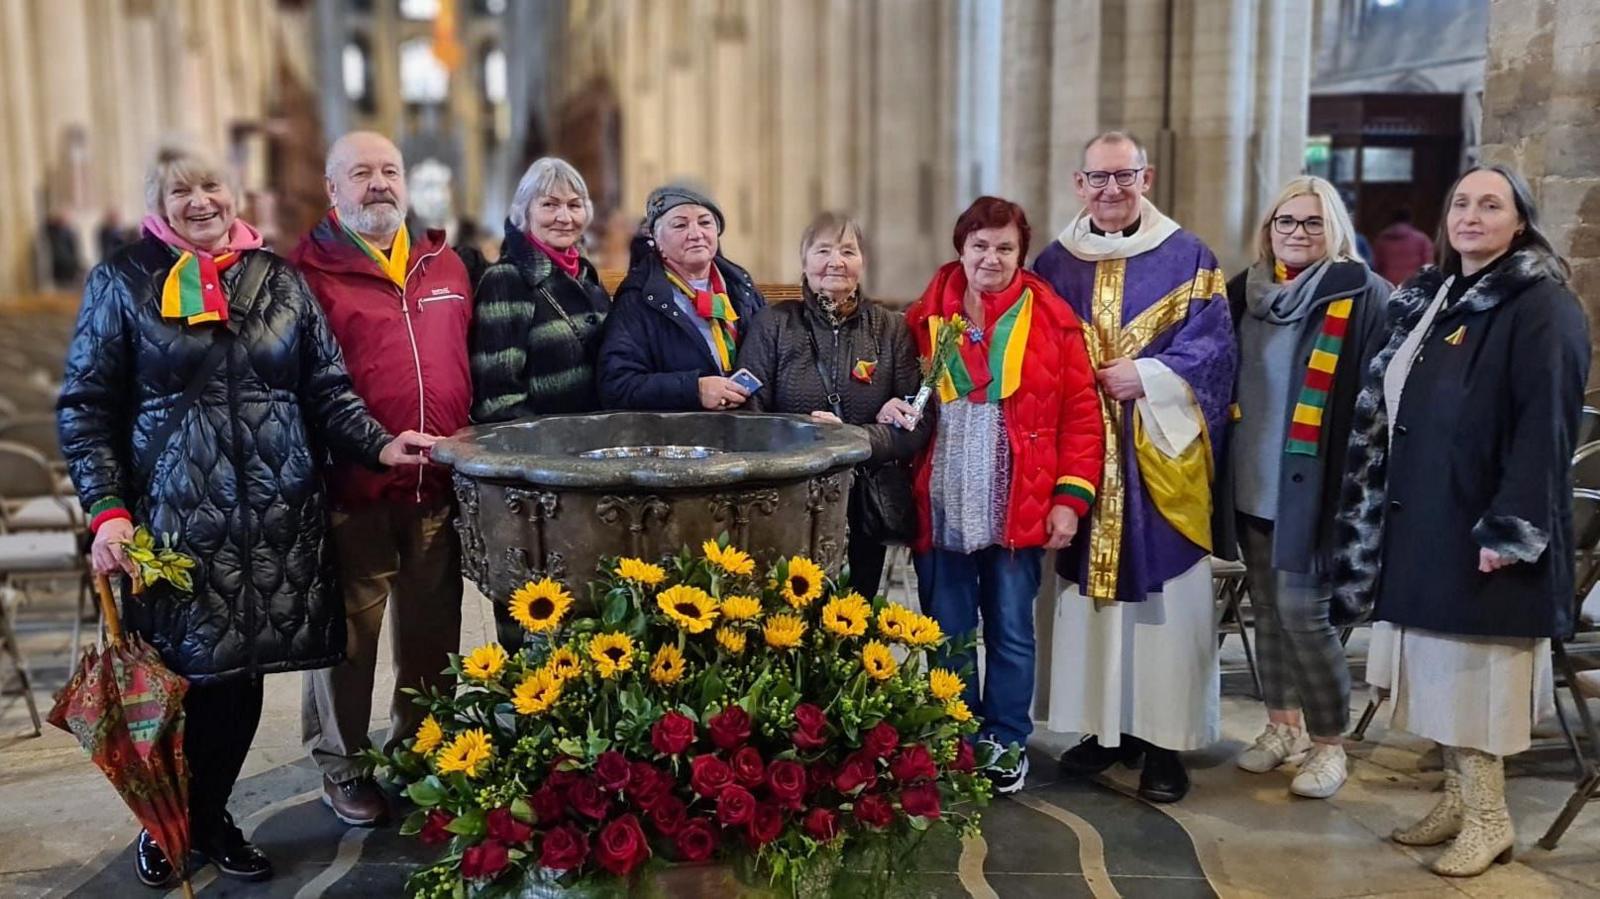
top-left (876, 604), bottom-right (916, 642)
top-left (928, 668), bottom-right (964, 702)
top-left (903, 613), bottom-right (944, 647)
top-left (461, 643), bottom-right (509, 681)
top-left (720, 594), bottom-right (763, 621)
top-left (782, 556), bottom-right (826, 609)
top-left (589, 632), bottom-right (637, 679)
top-left (649, 643), bottom-right (687, 685)
top-left (413, 714), bottom-right (444, 755)
top-left (763, 613), bottom-right (808, 649)
top-left (616, 557), bottom-right (667, 587)
top-left (945, 699), bottom-right (973, 723)
top-left (703, 539), bottom-right (756, 576)
top-left (435, 727), bottom-right (494, 778)
top-left (715, 626), bottom-right (747, 655)
top-left (861, 640), bottom-right (898, 681)
top-left (820, 592), bottom-right (871, 638)
top-left (512, 669), bottom-right (563, 716)
top-left (656, 584), bottom-right (720, 634)
top-left (508, 578), bottom-right (574, 634)
top-left (543, 646), bottom-right (583, 683)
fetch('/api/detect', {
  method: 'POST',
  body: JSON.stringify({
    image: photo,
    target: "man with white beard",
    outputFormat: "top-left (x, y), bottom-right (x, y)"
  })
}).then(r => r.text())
top-left (290, 131), bottom-right (473, 828)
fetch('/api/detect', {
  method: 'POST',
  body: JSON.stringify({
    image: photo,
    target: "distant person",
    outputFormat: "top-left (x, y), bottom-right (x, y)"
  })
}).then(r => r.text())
top-left (42, 211), bottom-right (83, 287)
top-left (96, 210), bottom-right (133, 262)
top-left (1374, 208), bottom-right (1434, 286)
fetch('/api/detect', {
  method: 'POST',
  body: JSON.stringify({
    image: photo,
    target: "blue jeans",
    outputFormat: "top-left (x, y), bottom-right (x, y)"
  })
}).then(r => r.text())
top-left (913, 546), bottom-right (1044, 748)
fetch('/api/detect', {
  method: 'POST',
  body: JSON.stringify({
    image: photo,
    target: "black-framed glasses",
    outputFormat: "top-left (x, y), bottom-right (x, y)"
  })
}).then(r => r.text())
top-left (1081, 168), bottom-right (1145, 188)
top-left (1273, 215), bottom-right (1326, 236)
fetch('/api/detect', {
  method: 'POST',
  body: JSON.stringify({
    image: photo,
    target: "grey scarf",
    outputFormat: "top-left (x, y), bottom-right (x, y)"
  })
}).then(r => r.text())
top-left (1244, 258), bottom-right (1334, 324)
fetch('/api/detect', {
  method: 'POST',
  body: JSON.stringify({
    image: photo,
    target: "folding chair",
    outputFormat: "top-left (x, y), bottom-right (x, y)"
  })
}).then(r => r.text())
top-left (1539, 488), bottom-right (1600, 848)
top-left (1212, 555), bottom-right (1263, 699)
top-left (0, 583), bottom-right (41, 736)
top-left (0, 441), bottom-right (92, 661)
top-left (1579, 407), bottom-right (1600, 452)
top-left (1574, 443), bottom-right (1600, 491)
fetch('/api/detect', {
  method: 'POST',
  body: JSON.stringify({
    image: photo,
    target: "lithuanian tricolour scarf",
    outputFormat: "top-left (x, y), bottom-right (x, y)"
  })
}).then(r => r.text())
top-left (1284, 297), bottom-right (1354, 456)
top-left (141, 213), bottom-right (266, 325)
top-left (920, 265), bottom-right (1034, 405)
top-left (665, 265), bottom-right (740, 372)
top-left (335, 209), bottom-right (411, 287)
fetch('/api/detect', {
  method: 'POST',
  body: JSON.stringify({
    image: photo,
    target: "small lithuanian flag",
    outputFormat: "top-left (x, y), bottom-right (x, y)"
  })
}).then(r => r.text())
top-left (1444, 325), bottom-right (1466, 346)
top-left (851, 359), bottom-right (877, 383)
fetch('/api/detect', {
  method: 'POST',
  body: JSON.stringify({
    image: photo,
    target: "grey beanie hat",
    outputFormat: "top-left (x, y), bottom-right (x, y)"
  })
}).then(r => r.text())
top-left (644, 184), bottom-right (726, 235)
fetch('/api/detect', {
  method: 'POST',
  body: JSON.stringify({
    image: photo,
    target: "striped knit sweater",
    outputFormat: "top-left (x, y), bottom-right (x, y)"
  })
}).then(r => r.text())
top-left (469, 225), bottom-right (611, 422)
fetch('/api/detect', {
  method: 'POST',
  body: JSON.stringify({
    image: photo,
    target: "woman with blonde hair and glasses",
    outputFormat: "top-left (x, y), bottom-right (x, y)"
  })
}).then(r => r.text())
top-left (1217, 175), bottom-right (1391, 798)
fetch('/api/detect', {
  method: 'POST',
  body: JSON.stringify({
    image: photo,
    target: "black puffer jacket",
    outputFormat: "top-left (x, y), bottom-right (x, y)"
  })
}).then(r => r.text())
top-left (57, 235), bottom-right (391, 681)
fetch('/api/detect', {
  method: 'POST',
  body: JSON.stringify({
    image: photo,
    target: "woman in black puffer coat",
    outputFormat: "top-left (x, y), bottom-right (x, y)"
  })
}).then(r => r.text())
top-left (56, 145), bottom-right (433, 888)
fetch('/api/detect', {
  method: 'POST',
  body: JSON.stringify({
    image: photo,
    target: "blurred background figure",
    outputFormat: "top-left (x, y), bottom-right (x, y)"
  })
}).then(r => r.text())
top-left (1373, 208), bottom-right (1435, 287)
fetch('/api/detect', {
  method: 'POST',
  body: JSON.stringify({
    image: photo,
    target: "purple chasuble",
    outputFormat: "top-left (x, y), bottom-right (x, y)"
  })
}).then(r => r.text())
top-left (1033, 228), bottom-right (1237, 602)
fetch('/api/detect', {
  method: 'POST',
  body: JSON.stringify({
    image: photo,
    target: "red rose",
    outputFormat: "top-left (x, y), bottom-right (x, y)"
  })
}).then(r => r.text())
top-left (595, 813), bottom-right (651, 878)
top-left (730, 745), bottom-right (766, 788)
top-left (803, 807), bottom-right (839, 841)
top-left (567, 777), bottom-right (611, 820)
top-left (651, 711), bottom-right (697, 756)
top-left (538, 823), bottom-right (590, 872)
top-left (792, 703), bottom-right (830, 751)
top-left (530, 784), bottom-right (566, 824)
top-left (766, 760), bottom-right (807, 809)
top-left (630, 762), bottom-right (670, 811)
top-left (675, 817), bottom-right (719, 863)
top-left (595, 750), bottom-right (633, 793)
top-left (418, 809), bottom-right (453, 846)
top-left (716, 784), bottom-right (756, 826)
top-left (890, 745), bottom-right (939, 783)
top-left (806, 761), bottom-right (836, 796)
top-left (486, 807), bottom-right (533, 845)
top-left (707, 705), bottom-right (753, 750)
top-left (690, 754), bottom-right (734, 797)
top-left (833, 751), bottom-right (878, 795)
top-left (854, 793), bottom-right (894, 829)
top-left (461, 839), bottom-right (510, 880)
top-left (545, 767), bottom-right (581, 792)
top-left (900, 783), bottom-right (942, 819)
top-left (648, 794), bottom-right (688, 837)
top-left (746, 802), bottom-right (785, 846)
top-left (952, 740), bottom-right (976, 773)
top-left (863, 722), bottom-right (900, 758)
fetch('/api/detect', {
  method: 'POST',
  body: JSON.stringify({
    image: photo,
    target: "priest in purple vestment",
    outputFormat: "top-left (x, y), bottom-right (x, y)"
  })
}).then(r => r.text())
top-left (1033, 131), bottom-right (1238, 804)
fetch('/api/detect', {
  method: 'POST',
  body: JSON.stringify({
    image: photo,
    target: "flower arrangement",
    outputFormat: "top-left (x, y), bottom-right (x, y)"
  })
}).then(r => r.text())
top-left (118, 525), bottom-right (197, 593)
top-left (375, 536), bottom-right (993, 898)
top-left (907, 312), bottom-right (967, 425)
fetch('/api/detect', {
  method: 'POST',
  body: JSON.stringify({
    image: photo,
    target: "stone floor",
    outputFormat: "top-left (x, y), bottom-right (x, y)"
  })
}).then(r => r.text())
top-left (7, 570), bottom-right (1600, 898)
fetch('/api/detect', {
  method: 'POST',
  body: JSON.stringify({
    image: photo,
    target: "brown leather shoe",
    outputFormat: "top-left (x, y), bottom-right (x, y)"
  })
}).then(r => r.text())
top-left (321, 776), bottom-right (388, 827)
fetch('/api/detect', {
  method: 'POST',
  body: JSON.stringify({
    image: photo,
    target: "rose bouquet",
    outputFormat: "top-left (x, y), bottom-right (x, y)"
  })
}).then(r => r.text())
top-left (375, 536), bottom-right (993, 898)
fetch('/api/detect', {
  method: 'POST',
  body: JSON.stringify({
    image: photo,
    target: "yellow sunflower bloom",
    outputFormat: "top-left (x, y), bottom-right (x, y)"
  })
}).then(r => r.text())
top-left (616, 557), bottom-right (666, 587)
top-left (720, 594), bottom-right (763, 621)
top-left (703, 539), bottom-right (756, 576)
top-left (862, 640), bottom-right (898, 680)
top-left (763, 613), bottom-right (808, 649)
top-left (904, 613), bottom-right (944, 647)
top-left (649, 643), bottom-right (687, 685)
top-left (461, 643), bottom-right (509, 681)
top-left (543, 646), bottom-right (583, 683)
top-left (945, 699), bottom-right (973, 722)
top-left (512, 669), bottom-right (563, 716)
top-left (782, 556), bottom-right (826, 609)
top-left (820, 592), bottom-right (871, 638)
top-left (656, 584), bottom-right (720, 634)
top-left (877, 604), bottom-right (916, 643)
top-left (435, 727), bottom-right (494, 778)
top-left (589, 632), bottom-right (637, 679)
top-left (715, 626), bottom-right (747, 655)
top-left (508, 578), bottom-right (574, 634)
top-left (928, 668), bottom-right (964, 702)
top-left (413, 714), bottom-right (444, 755)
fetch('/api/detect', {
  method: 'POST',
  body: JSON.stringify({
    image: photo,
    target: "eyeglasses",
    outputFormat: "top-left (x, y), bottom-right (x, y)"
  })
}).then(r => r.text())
top-left (1080, 168), bottom-right (1145, 189)
top-left (1273, 215), bottom-right (1326, 236)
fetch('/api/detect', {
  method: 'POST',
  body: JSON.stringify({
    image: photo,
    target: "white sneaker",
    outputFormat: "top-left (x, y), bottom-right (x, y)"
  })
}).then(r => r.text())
top-left (1290, 742), bottom-right (1348, 799)
top-left (1236, 722), bottom-right (1310, 773)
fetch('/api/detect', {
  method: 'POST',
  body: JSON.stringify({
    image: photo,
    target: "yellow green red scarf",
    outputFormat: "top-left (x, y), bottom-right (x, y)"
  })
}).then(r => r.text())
top-left (1284, 297), bottom-right (1354, 456)
top-left (926, 288), bottom-right (1034, 404)
top-left (337, 211), bottom-right (411, 286)
top-left (665, 265), bottom-right (740, 372)
top-left (161, 251), bottom-right (242, 324)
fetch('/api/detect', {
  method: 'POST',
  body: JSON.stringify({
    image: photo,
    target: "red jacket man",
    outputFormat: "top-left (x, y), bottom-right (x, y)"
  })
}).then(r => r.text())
top-left (1373, 211), bottom-right (1435, 287)
top-left (290, 132), bottom-right (472, 829)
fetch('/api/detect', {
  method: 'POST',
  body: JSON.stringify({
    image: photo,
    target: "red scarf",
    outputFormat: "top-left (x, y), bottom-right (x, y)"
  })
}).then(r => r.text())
top-left (528, 232), bottom-right (581, 278)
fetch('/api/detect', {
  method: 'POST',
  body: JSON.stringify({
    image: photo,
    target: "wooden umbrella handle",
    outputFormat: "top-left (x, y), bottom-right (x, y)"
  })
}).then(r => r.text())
top-left (93, 573), bottom-right (123, 646)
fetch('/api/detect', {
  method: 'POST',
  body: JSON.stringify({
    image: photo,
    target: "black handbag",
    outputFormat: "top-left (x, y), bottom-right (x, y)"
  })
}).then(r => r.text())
top-left (804, 323), bottom-right (916, 545)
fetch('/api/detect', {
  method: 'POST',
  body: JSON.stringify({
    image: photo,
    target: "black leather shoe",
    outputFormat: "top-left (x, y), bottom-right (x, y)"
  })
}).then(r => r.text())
top-left (195, 817), bottom-right (273, 882)
top-left (134, 830), bottom-right (178, 889)
top-left (1137, 746), bottom-right (1190, 803)
top-left (1058, 735), bottom-right (1145, 777)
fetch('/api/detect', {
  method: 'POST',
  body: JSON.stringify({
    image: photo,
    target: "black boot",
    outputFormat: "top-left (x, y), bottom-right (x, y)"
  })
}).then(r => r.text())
top-left (1138, 745), bottom-right (1190, 803)
top-left (1058, 734), bottom-right (1145, 777)
top-left (134, 830), bottom-right (178, 889)
top-left (194, 815), bottom-right (273, 882)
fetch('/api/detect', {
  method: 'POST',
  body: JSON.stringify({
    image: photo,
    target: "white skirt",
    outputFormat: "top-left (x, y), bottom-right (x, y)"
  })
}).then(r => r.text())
top-left (1367, 622), bottom-right (1551, 756)
top-left (1037, 558), bottom-right (1219, 751)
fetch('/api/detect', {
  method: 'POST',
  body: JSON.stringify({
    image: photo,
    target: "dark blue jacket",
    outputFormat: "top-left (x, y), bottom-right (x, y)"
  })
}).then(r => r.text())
top-left (597, 252), bottom-right (766, 410)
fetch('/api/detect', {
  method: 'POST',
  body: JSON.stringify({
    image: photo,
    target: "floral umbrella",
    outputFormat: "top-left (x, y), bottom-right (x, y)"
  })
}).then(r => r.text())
top-left (49, 574), bottom-right (194, 899)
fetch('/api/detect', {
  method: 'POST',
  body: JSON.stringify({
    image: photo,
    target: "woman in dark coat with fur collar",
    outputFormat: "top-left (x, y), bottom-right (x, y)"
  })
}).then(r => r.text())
top-left (1332, 165), bottom-right (1591, 877)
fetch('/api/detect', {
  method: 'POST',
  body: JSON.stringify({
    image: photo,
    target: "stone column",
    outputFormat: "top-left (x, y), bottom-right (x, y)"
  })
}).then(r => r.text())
top-left (1481, 0), bottom-right (1600, 376)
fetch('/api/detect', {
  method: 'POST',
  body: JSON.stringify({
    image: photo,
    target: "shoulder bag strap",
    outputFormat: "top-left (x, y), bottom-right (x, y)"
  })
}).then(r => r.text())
top-left (802, 319), bottom-right (845, 420)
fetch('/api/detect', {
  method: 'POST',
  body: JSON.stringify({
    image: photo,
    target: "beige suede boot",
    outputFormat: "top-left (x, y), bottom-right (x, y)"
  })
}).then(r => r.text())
top-left (1392, 746), bottom-right (1462, 846)
top-left (1431, 748), bottom-right (1514, 877)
